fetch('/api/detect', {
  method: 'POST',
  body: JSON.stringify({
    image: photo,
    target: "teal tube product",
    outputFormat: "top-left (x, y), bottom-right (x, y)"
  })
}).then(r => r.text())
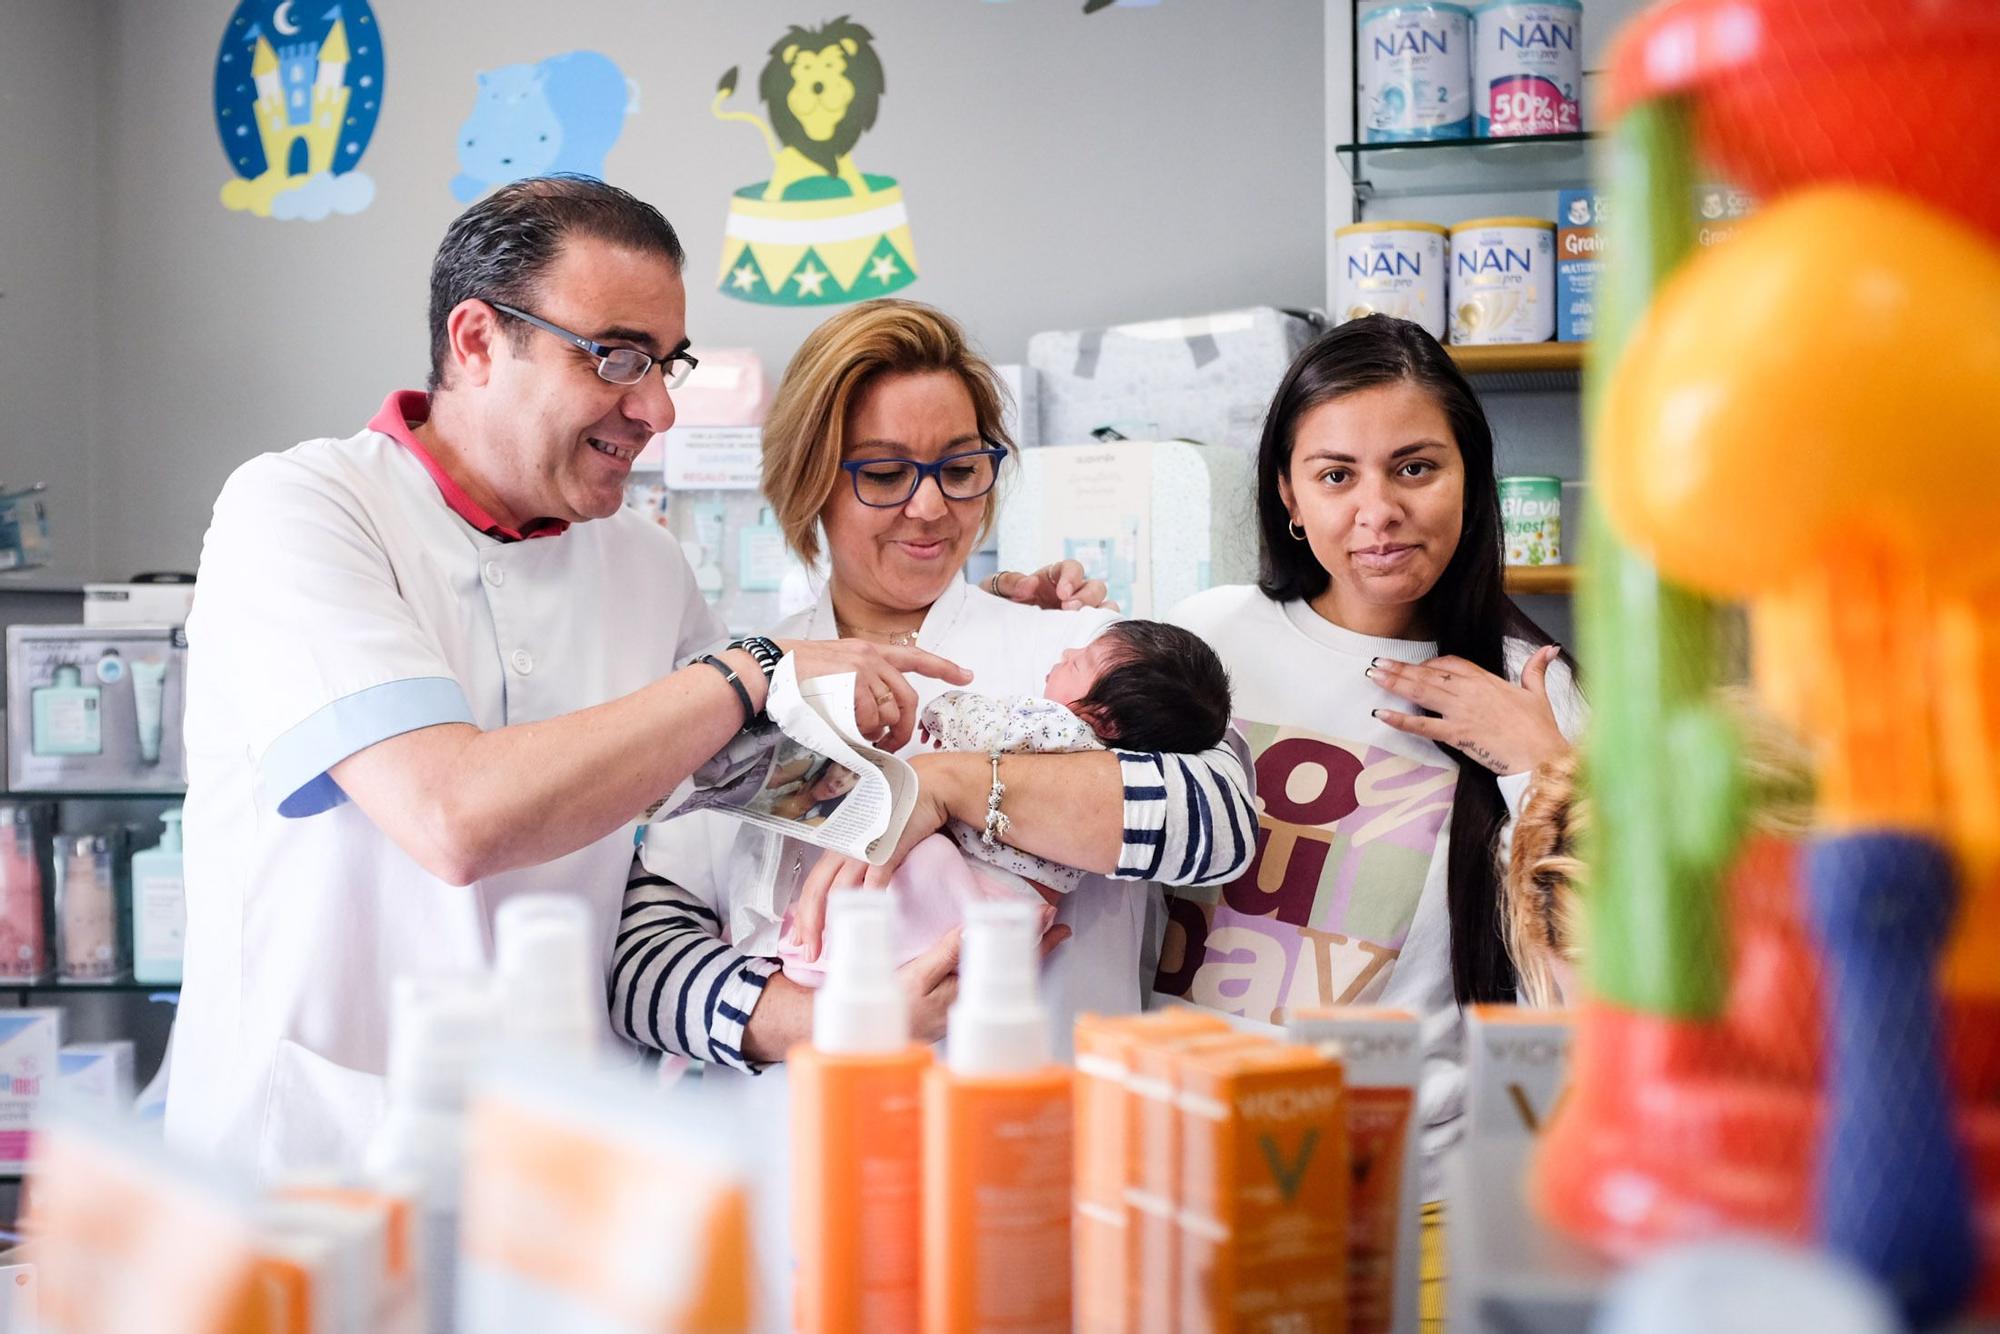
top-left (130, 659), bottom-right (169, 765)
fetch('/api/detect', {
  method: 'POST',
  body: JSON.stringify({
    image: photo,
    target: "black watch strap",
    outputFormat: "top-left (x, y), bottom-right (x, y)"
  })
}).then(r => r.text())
top-left (727, 635), bottom-right (782, 683)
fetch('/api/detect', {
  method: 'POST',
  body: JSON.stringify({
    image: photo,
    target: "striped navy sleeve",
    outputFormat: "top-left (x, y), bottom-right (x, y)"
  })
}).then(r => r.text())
top-left (1111, 729), bottom-right (1256, 887)
top-left (608, 856), bottom-right (779, 1073)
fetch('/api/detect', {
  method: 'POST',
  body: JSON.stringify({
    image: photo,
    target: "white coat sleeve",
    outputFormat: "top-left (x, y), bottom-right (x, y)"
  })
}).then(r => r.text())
top-left (190, 455), bottom-right (474, 819)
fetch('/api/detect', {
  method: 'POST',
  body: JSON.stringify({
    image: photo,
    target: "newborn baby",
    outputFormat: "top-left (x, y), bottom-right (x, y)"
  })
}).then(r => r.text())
top-left (779, 619), bottom-right (1232, 984)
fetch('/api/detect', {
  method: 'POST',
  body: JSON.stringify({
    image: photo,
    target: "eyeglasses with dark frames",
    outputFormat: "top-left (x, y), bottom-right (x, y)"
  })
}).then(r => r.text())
top-left (839, 445), bottom-right (1008, 508)
top-left (486, 300), bottom-right (699, 389)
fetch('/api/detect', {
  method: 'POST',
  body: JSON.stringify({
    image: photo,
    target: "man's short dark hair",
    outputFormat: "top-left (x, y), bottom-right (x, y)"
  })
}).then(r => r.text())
top-left (426, 175), bottom-right (686, 391)
top-left (1072, 620), bottom-right (1233, 755)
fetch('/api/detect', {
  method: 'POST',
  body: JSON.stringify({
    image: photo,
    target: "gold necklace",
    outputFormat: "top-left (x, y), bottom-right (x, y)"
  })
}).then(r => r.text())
top-left (835, 616), bottom-right (922, 648)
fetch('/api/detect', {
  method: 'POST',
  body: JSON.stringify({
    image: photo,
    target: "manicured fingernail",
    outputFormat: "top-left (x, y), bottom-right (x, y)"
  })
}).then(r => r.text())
top-left (1363, 665), bottom-right (1375, 679)
top-left (1371, 708), bottom-right (1384, 719)
top-left (1371, 657), bottom-right (1385, 668)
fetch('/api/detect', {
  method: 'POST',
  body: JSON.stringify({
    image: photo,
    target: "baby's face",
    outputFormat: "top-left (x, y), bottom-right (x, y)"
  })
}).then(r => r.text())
top-left (1043, 635), bottom-right (1123, 709)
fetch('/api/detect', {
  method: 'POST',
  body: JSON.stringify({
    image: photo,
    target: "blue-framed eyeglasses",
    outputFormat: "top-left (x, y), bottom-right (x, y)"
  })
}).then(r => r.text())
top-left (839, 445), bottom-right (1008, 508)
top-left (486, 300), bottom-right (699, 389)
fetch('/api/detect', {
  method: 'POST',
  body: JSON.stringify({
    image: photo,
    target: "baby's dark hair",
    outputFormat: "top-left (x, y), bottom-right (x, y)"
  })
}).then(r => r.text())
top-left (1072, 620), bottom-right (1232, 754)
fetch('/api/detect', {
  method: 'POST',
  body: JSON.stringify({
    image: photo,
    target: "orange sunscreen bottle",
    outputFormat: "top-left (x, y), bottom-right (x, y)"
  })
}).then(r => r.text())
top-left (791, 891), bottom-right (931, 1334)
top-left (923, 902), bottom-right (1072, 1333)
top-left (1178, 1043), bottom-right (1349, 1332)
top-left (1073, 1009), bottom-right (1230, 1334)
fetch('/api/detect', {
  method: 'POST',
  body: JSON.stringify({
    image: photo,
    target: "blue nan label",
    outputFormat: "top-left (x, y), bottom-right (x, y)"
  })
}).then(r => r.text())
top-left (1359, 4), bottom-right (1473, 143)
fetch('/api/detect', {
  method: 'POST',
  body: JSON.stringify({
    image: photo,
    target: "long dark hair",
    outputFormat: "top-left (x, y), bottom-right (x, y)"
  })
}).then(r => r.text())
top-left (1255, 314), bottom-right (1556, 1006)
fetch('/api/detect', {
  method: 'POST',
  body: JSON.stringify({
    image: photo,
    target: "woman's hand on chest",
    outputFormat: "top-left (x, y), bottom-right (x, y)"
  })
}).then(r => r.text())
top-left (1365, 645), bottom-right (1570, 775)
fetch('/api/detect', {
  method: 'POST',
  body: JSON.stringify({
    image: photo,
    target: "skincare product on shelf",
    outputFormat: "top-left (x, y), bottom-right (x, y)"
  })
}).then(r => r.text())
top-left (55, 831), bottom-right (127, 982)
top-left (458, 1061), bottom-right (754, 1333)
top-left (790, 892), bottom-right (930, 1334)
top-left (0, 802), bottom-right (51, 983)
top-left (1465, 1003), bottom-right (1574, 1143)
top-left (1072, 1008), bottom-right (1231, 1334)
top-left (1289, 1007), bottom-right (1424, 1334)
top-left (1177, 1043), bottom-right (1350, 1331)
top-left (365, 974), bottom-right (496, 1334)
top-left (58, 1040), bottom-right (136, 1113)
top-left (0, 1008), bottom-right (62, 1171)
top-left (492, 893), bottom-right (599, 1059)
top-left (31, 664), bottom-right (101, 757)
top-left (129, 658), bottom-right (169, 765)
top-left (130, 807), bottom-right (185, 984)
top-left (923, 902), bottom-right (1073, 1331)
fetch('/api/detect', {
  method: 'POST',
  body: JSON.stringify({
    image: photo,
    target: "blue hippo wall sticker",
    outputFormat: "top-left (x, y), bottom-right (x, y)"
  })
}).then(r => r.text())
top-left (452, 50), bottom-right (636, 202)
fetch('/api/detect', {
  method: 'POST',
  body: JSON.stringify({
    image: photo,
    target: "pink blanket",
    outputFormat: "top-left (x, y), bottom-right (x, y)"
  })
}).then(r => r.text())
top-left (778, 833), bottom-right (1058, 987)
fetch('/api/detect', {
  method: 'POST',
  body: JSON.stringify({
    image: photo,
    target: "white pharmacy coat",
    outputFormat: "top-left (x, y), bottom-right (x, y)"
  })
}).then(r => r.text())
top-left (168, 394), bottom-right (723, 1178)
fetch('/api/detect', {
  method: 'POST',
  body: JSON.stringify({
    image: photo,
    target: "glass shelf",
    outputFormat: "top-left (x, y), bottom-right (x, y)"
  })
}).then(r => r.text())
top-left (1, 979), bottom-right (179, 995)
top-left (1336, 132), bottom-right (1597, 200)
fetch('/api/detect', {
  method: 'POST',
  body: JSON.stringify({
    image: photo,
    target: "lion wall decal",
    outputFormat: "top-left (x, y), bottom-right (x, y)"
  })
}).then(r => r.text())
top-left (713, 16), bottom-right (885, 202)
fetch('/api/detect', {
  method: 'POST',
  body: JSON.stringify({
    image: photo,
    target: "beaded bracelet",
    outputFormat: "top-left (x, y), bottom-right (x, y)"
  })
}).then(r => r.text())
top-left (980, 749), bottom-right (1011, 849)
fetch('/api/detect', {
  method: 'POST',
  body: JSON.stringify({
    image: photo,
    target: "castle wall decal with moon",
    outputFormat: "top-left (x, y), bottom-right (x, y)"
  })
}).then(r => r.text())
top-left (213, 0), bottom-right (383, 220)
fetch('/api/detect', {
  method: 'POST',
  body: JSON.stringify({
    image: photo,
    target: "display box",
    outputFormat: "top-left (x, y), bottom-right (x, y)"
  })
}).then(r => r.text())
top-left (5, 626), bottom-right (188, 794)
top-left (1556, 189), bottom-right (1603, 344)
top-left (0, 1009), bottom-right (61, 1171)
top-left (1464, 1004), bottom-right (1574, 1144)
top-left (996, 441), bottom-right (1255, 618)
top-left (1027, 307), bottom-right (1320, 453)
top-left (81, 580), bottom-right (196, 629)
top-left (58, 1041), bottom-right (136, 1114)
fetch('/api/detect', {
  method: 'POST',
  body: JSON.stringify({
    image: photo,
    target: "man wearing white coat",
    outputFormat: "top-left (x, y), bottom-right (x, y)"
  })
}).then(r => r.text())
top-left (168, 177), bottom-right (1094, 1176)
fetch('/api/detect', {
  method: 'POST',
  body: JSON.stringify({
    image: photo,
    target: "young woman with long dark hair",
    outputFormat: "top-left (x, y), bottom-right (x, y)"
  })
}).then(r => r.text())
top-left (1162, 313), bottom-right (1585, 1188)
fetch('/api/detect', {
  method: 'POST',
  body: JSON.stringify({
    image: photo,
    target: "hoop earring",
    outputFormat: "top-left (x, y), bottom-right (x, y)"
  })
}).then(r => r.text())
top-left (1288, 520), bottom-right (1307, 542)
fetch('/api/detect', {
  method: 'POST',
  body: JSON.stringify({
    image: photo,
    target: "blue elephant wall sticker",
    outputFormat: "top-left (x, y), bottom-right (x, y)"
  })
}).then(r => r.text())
top-left (452, 50), bottom-right (636, 202)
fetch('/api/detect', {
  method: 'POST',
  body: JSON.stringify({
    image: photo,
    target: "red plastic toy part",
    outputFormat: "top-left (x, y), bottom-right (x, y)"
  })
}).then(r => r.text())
top-left (1603, 0), bottom-right (2000, 242)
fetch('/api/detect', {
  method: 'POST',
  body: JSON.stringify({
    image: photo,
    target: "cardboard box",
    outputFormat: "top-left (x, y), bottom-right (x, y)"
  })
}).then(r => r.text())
top-left (81, 582), bottom-right (197, 628)
top-left (1464, 1005), bottom-right (1574, 1144)
top-left (58, 1041), bottom-right (135, 1113)
top-left (0, 1009), bottom-right (61, 1171)
top-left (1028, 308), bottom-right (1320, 454)
top-left (1555, 190), bottom-right (1603, 344)
top-left (996, 441), bottom-right (1255, 618)
top-left (1177, 1043), bottom-right (1349, 1332)
top-left (1557, 185), bottom-right (1758, 345)
top-left (1288, 1007), bottom-right (1423, 1334)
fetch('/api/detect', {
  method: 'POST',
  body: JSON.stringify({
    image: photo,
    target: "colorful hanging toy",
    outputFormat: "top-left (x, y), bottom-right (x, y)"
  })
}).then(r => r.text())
top-left (1534, 1), bottom-right (2000, 1327)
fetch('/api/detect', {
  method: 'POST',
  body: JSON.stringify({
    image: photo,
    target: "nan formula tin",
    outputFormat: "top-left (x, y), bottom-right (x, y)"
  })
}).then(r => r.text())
top-left (1449, 217), bottom-right (1556, 344)
top-left (1336, 221), bottom-right (1449, 341)
top-left (1360, 3), bottom-right (1473, 142)
top-left (1472, 0), bottom-right (1582, 137)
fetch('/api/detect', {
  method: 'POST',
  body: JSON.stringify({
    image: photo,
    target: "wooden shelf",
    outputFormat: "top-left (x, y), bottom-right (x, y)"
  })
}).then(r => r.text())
top-left (1505, 564), bottom-right (1577, 595)
top-left (1448, 342), bottom-right (1587, 392)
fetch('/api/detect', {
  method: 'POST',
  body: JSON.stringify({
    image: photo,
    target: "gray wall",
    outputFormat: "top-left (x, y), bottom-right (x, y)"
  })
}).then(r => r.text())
top-left (2, 2), bottom-right (109, 580)
top-left (19, 1), bottom-right (1327, 579)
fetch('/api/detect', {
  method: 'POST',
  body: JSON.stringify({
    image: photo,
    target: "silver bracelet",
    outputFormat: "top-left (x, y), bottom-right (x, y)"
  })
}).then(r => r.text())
top-left (980, 749), bottom-right (1011, 849)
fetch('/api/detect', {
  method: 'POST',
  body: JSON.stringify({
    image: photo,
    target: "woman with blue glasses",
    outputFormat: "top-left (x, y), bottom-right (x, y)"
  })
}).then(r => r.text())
top-left (610, 298), bottom-right (1255, 1073)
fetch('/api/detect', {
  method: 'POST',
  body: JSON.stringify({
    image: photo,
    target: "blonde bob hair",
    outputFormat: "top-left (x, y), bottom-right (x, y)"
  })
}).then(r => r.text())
top-left (762, 298), bottom-right (1014, 566)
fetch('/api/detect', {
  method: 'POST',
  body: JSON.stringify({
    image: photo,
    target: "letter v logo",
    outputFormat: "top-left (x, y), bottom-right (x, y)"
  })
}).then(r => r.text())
top-left (1259, 1129), bottom-right (1320, 1202)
